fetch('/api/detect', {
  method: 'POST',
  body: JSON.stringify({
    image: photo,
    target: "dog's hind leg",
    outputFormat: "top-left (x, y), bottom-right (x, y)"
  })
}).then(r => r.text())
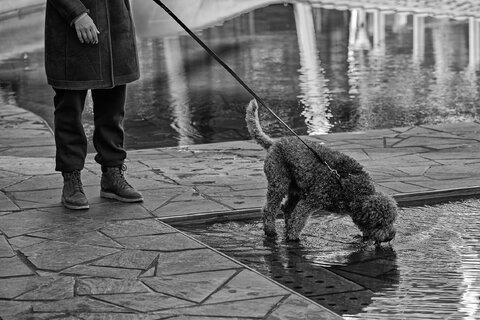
top-left (263, 186), bottom-right (286, 238)
top-left (285, 199), bottom-right (314, 241)
top-left (283, 183), bottom-right (301, 228)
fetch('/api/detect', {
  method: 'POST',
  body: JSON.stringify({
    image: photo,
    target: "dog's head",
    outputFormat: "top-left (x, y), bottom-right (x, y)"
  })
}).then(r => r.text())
top-left (351, 192), bottom-right (398, 244)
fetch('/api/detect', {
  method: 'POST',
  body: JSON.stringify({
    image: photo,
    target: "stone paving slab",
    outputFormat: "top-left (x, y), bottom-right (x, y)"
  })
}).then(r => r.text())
top-left (2, 102), bottom-right (480, 318)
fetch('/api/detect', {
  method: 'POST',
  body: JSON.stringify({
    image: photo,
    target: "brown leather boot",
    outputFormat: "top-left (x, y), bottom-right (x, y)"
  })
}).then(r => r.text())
top-left (100, 165), bottom-right (143, 202)
top-left (61, 170), bottom-right (89, 210)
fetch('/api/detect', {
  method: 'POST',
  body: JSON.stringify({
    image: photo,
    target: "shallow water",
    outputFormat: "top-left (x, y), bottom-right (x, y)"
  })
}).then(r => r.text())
top-left (178, 199), bottom-right (480, 319)
top-left (1, 2), bottom-right (480, 148)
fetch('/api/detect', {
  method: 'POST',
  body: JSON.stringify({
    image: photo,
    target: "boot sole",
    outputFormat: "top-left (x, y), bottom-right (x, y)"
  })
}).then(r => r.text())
top-left (100, 191), bottom-right (144, 203)
top-left (61, 197), bottom-right (89, 210)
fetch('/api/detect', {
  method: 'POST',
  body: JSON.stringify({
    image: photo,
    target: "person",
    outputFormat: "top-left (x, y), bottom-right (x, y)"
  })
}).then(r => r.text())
top-left (45, 0), bottom-right (143, 210)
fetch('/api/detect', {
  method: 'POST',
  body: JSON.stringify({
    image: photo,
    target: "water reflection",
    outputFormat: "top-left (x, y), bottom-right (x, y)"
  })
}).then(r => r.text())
top-left (294, 3), bottom-right (331, 134)
top-left (163, 37), bottom-right (196, 145)
top-left (1, 2), bottom-right (480, 148)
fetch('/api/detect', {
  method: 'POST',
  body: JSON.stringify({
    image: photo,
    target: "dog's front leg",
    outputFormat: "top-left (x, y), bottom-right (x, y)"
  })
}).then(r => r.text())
top-left (285, 200), bottom-right (313, 242)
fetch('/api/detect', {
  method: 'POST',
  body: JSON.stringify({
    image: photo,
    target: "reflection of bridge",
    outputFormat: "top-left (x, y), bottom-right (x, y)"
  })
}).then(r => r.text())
top-left (133, 0), bottom-right (480, 65)
top-left (132, 0), bottom-right (480, 38)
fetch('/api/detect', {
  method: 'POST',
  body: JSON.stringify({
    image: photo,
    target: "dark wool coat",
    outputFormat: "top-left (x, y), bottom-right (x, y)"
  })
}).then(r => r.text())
top-left (45, 0), bottom-right (140, 90)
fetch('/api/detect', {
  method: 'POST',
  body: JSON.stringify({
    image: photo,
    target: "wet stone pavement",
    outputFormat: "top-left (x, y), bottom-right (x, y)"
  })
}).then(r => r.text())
top-left (1, 101), bottom-right (480, 319)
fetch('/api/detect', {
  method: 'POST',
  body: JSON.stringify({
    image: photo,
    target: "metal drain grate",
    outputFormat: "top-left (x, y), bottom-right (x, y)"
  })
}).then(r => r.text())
top-left (266, 258), bottom-right (375, 315)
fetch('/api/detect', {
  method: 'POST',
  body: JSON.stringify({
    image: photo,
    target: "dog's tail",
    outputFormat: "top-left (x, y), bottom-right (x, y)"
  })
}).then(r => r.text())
top-left (246, 99), bottom-right (274, 150)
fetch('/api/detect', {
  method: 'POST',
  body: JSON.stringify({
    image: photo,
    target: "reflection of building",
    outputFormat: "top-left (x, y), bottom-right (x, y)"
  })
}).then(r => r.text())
top-left (469, 18), bottom-right (480, 68)
top-left (294, 3), bottom-right (331, 135)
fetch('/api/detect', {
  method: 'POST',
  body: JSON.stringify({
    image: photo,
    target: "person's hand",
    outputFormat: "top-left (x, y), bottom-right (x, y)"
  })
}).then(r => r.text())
top-left (74, 14), bottom-right (100, 44)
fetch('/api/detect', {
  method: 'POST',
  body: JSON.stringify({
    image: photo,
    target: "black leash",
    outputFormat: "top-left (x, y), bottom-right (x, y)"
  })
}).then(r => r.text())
top-left (152, 0), bottom-right (341, 182)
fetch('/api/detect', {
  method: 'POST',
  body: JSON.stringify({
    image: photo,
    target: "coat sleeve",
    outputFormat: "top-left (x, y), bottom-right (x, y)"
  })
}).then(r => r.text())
top-left (47, 0), bottom-right (89, 25)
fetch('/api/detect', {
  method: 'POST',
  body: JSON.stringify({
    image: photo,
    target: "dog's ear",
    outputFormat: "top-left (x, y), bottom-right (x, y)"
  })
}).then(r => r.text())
top-left (351, 193), bottom-right (398, 227)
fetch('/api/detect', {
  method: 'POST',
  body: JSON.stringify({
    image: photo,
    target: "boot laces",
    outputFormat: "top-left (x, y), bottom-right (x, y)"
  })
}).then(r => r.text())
top-left (66, 170), bottom-right (85, 193)
top-left (110, 165), bottom-right (132, 189)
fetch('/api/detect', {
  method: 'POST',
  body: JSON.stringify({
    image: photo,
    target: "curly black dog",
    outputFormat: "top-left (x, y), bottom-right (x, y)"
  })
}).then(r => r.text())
top-left (246, 99), bottom-right (397, 243)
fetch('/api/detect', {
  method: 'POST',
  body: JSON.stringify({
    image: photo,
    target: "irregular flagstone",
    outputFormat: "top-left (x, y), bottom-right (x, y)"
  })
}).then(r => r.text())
top-left (8, 235), bottom-right (48, 249)
top-left (31, 228), bottom-right (123, 248)
top-left (0, 209), bottom-right (78, 237)
top-left (0, 175), bottom-right (27, 190)
top-left (140, 265), bottom-right (156, 277)
top-left (0, 256), bottom-right (35, 277)
top-left (421, 122), bottom-right (480, 133)
top-left (15, 276), bottom-right (74, 300)
top-left (0, 192), bottom-right (18, 212)
top-left (165, 296), bottom-right (285, 318)
top-left (1, 313), bottom-right (76, 320)
top-left (397, 130), bottom-right (468, 140)
top-left (0, 300), bottom-right (33, 317)
top-left (0, 156), bottom-right (55, 175)
top-left (91, 250), bottom-right (158, 269)
top-left (0, 235), bottom-right (14, 257)
top-left (61, 265), bottom-right (141, 279)
top-left (0, 145), bottom-right (56, 158)
top-left (4, 171), bottom-right (96, 192)
top-left (156, 249), bottom-right (240, 275)
top-left (33, 297), bottom-right (129, 313)
top-left (425, 163), bottom-right (480, 179)
top-left (120, 174), bottom-right (182, 191)
top-left (71, 202), bottom-right (154, 220)
top-left (204, 269), bottom-right (290, 304)
top-left (100, 219), bottom-right (177, 238)
top-left (20, 240), bottom-right (119, 271)
top-left (230, 180), bottom-right (267, 191)
top-left (76, 278), bottom-right (150, 295)
top-left (141, 269), bottom-right (238, 303)
top-left (93, 292), bottom-right (194, 312)
top-left (3, 175), bottom-right (59, 193)
top-left (208, 194), bottom-right (265, 211)
top-left (140, 187), bottom-right (187, 212)
top-left (171, 189), bottom-right (209, 202)
top-left (362, 147), bottom-right (429, 160)
top-left (420, 148), bottom-right (480, 160)
top-left (114, 233), bottom-right (204, 251)
top-left (392, 136), bottom-right (475, 148)
top-left (395, 165), bottom-right (430, 176)
top-left (266, 295), bottom-right (343, 320)
top-left (0, 276), bottom-right (58, 299)
top-left (11, 186), bottom-right (102, 210)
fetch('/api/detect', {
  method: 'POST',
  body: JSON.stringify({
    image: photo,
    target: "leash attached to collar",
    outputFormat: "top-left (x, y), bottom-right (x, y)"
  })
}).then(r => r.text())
top-left (152, 0), bottom-right (342, 182)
